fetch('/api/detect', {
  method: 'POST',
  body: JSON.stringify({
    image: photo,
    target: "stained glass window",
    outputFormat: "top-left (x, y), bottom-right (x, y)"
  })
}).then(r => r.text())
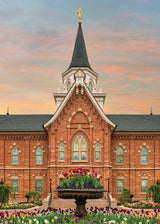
top-left (117, 147), bottom-right (124, 164)
top-left (11, 147), bottom-right (18, 164)
top-left (73, 133), bottom-right (87, 161)
top-left (95, 142), bottom-right (101, 161)
top-left (59, 142), bottom-right (65, 161)
top-left (12, 179), bottom-right (18, 193)
top-left (89, 82), bottom-right (93, 92)
top-left (36, 180), bottom-right (42, 192)
top-left (141, 147), bottom-right (148, 164)
top-left (141, 179), bottom-right (148, 193)
top-left (36, 147), bottom-right (43, 164)
top-left (67, 82), bottom-right (71, 92)
top-left (117, 179), bottom-right (124, 193)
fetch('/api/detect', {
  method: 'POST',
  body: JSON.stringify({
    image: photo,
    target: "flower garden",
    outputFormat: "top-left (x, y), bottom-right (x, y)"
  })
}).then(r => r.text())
top-left (0, 169), bottom-right (160, 223)
top-left (0, 207), bottom-right (160, 224)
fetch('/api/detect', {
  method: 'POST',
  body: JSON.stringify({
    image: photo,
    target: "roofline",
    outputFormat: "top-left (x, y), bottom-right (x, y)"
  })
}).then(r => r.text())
top-left (44, 83), bottom-right (76, 129)
top-left (44, 81), bottom-right (116, 130)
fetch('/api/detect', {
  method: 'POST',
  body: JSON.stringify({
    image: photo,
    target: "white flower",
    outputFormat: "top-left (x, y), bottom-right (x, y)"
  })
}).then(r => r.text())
top-left (109, 221), bottom-right (116, 224)
top-left (54, 216), bottom-right (58, 219)
top-left (124, 217), bottom-right (127, 221)
top-left (44, 220), bottom-right (49, 224)
top-left (139, 222), bottom-right (142, 224)
top-left (29, 220), bottom-right (32, 224)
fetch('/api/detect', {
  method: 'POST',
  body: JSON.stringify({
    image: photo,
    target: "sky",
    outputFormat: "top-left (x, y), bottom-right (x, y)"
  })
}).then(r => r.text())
top-left (0, 0), bottom-right (160, 115)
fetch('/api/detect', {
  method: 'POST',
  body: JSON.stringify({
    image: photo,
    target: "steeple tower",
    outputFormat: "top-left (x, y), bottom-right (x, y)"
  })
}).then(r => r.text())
top-left (68, 23), bottom-right (91, 70)
top-left (53, 12), bottom-right (106, 109)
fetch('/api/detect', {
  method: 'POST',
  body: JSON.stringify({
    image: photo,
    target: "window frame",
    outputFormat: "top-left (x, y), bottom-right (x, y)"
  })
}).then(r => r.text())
top-left (35, 146), bottom-right (43, 164)
top-left (141, 147), bottom-right (148, 164)
top-left (11, 147), bottom-right (19, 164)
top-left (35, 180), bottom-right (43, 193)
top-left (95, 142), bottom-right (101, 161)
top-left (141, 179), bottom-right (148, 193)
top-left (117, 146), bottom-right (124, 164)
top-left (59, 141), bottom-right (65, 161)
top-left (11, 179), bottom-right (18, 193)
top-left (72, 133), bottom-right (87, 162)
top-left (117, 179), bottom-right (124, 194)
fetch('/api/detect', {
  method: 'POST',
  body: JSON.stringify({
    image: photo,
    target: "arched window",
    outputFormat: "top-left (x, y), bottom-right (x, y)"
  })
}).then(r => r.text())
top-left (89, 81), bottom-right (93, 92)
top-left (11, 147), bottom-right (18, 164)
top-left (141, 147), bottom-right (148, 164)
top-left (36, 147), bottom-right (43, 164)
top-left (59, 141), bottom-right (65, 161)
top-left (73, 133), bottom-right (87, 161)
top-left (67, 81), bottom-right (71, 92)
top-left (117, 147), bottom-right (124, 164)
top-left (95, 142), bottom-right (101, 161)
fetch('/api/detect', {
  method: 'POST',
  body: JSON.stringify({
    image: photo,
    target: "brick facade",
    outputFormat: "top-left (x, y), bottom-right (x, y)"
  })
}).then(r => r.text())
top-left (0, 87), bottom-right (160, 200)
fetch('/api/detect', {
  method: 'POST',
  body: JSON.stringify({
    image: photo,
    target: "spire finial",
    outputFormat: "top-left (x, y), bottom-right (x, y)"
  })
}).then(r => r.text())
top-left (77, 8), bottom-right (82, 24)
top-left (7, 107), bottom-right (9, 115)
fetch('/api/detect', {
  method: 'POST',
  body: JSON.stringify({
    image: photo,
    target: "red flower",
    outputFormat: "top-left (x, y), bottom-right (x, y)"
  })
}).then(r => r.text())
top-left (93, 170), bottom-right (95, 173)
top-left (98, 178), bottom-right (100, 181)
top-left (75, 177), bottom-right (77, 180)
top-left (63, 172), bottom-right (68, 177)
top-left (69, 169), bottom-right (71, 172)
top-left (95, 173), bottom-right (97, 177)
top-left (81, 173), bottom-right (83, 176)
top-left (100, 175), bottom-right (102, 179)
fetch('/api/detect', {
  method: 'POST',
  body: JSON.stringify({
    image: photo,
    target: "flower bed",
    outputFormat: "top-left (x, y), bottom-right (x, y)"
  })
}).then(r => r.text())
top-left (0, 202), bottom-right (39, 210)
top-left (57, 167), bottom-right (103, 189)
top-left (0, 207), bottom-right (160, 223)
top-left (124, 201), bottom-right (160, 209)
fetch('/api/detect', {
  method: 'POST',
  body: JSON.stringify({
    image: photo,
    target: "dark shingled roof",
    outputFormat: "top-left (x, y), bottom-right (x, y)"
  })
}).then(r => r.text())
top-left (0, 114), bottom-right (159, 132)
top-left (0, 115), bottom-right (52, 132)
top-left (68, 23), bottom-right (92, 70)
top-left (107, 114), bottom-right (160, 132)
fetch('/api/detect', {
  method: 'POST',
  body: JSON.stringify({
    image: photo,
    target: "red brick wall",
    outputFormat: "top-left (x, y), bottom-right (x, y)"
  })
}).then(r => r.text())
top-left (0, 88), bottom-right (160, 201)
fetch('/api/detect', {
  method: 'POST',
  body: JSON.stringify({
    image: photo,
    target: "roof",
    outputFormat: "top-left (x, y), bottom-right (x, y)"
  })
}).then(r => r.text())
top-left (68, 23), bottom-right (92, 70)
top-left (0, 114), bottom-right (159, 132)
top-left (107, 114), bottom-right (160, 132)
top-left (0, 115), bottom-right (52, 132)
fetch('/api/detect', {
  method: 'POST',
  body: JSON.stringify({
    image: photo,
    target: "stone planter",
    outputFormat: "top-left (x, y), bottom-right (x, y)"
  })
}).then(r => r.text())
top-left (55, 189), bottom-right (106, 217)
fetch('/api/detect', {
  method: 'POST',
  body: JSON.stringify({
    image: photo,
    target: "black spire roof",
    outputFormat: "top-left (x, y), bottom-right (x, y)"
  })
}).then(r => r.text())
top-left (68, 23), bottom-right (91, 69)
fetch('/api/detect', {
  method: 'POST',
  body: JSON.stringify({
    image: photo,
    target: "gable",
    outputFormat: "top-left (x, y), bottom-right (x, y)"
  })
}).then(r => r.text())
top-left (44, 83), bottom-right (116, 131)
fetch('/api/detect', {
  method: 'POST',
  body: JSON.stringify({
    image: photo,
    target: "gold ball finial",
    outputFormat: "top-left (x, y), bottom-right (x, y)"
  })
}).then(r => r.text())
top-left (77, 8), bottom-right (82, 24)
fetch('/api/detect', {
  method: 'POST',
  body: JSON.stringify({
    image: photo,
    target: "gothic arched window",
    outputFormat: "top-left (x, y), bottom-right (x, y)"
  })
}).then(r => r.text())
top-left (36, 147), bottom-right (43, 164)
top-left (67, 81), bottom-right (71, 92)
top-left (141, 147), bottom-right (148, 164)
top-left (117, 147), bottom-right (124, 164)
top-left (73, 133), bottom-right (87, 161)
top-left (95, 142), bottom-right (101, 161)
top-left (59, 141), bottom-right (65, 161)
top-left (89, 81), bottom-right (93, 92)
top-left (11, 147), bottom-right (18, 164)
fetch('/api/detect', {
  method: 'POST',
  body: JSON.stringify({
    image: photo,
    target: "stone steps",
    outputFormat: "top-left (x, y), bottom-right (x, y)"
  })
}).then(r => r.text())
top-left (51, 198), bottom-right (109, 209)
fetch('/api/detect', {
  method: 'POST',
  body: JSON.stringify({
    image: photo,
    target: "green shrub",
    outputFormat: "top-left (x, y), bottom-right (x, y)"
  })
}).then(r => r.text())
top-left (118, 188), bottom-right (132, 205)
top-left (26, 191), bottom-right (41, 203)
top-left (146, 180), bottom-right (160, 203)
top-left (0, 183), bottom-right (12, 204)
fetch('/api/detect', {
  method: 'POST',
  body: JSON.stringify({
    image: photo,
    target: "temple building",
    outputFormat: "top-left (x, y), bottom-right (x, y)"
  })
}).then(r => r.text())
top-left (0, 17), bottom-right (160, 201)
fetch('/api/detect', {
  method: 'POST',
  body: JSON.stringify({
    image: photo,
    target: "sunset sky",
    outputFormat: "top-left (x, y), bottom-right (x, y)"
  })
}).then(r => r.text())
top-left (0, 0), bottom-right (160, 115)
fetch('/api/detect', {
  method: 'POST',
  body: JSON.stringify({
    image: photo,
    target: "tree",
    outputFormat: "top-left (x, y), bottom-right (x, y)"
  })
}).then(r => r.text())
top-left (146, 180), bottom-right (160, 203)
top-left (118, 188), bottom-right (132, 204)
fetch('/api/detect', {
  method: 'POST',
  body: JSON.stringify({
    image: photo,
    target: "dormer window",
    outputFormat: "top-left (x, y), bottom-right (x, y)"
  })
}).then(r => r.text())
top-left (89, 81), bottom-right (93, 92)
top-left (67, 81), bottom-right (71, 92)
